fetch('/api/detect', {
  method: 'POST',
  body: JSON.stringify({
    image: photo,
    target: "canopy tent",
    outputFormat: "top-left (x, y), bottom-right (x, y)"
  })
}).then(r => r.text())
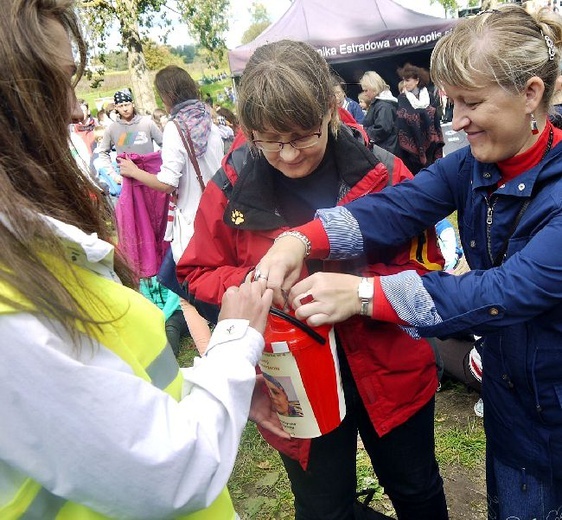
top-left (228, 0), bottom-right (458, 94)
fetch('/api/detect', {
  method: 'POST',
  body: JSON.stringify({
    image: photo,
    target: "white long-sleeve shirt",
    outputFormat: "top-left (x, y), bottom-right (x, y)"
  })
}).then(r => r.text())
top-left (0, 218), bottom-right (263, 519)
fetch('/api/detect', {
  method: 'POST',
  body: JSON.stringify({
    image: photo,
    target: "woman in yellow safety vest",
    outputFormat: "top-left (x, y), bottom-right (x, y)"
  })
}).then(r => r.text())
top-left (0, 1), bottom-right (277, 519)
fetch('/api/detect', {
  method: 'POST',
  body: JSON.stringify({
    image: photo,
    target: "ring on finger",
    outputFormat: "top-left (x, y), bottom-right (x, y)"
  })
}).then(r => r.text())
top-left (253, 268), bottom-right (268, 282)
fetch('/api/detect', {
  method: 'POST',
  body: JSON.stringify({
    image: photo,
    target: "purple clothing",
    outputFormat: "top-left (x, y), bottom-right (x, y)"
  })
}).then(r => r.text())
top-left (115, 152), bottom-right (169, 277)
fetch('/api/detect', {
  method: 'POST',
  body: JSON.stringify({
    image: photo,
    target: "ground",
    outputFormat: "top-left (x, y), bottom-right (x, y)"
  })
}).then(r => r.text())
top-left (353, 385), bottom-right (487, 520)
top-left (435, 388), bottom-right (487, 520)
top-left (179, 341), bottom-right (487, 519)
top-left (229, 383), bottom-right (487, 519)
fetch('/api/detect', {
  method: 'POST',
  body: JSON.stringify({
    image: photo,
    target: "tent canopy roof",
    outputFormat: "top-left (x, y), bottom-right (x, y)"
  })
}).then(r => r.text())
top-left (228, 0), bottom-right (457, 76)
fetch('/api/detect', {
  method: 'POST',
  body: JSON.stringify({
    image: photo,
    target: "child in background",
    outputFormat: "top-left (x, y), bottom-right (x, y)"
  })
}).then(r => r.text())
top-left (152, 108), bottom-right (169, 133)
top-left (358, 91), bottom-right (371, 116)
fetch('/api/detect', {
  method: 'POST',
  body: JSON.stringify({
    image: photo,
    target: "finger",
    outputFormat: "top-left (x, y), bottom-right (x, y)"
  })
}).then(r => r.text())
top-left (261, 287), bottom-right (273, 308)
top-left (250, 287), bottom-right (273, 334)
top-left (299, 293), bottom-right (315, 305)
top-left (297, 309), bottom-right (331, 328)
top-left (271, 287), bottom-right (288, 308)
top-left (289, 278), bottom-right (315, 306)
top-left (265, 267), bottom-right (283, 291)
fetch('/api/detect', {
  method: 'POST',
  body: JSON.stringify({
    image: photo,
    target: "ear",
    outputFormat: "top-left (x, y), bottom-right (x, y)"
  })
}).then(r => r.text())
top-left (524, 76), bottom-right (545, 114)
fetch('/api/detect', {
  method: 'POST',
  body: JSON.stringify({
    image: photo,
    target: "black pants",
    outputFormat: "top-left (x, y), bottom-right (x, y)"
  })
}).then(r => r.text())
top-left (280, 353), bottom-right (448, 520)
top-left (165, 310), bottom-right (189, 357)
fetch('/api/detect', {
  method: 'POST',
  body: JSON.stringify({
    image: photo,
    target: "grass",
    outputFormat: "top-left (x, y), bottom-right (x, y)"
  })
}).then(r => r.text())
top-left (178, 338), bottom-right (485, 519)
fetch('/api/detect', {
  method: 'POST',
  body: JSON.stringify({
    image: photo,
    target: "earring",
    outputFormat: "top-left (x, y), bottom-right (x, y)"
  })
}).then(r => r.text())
top-left (530, 114), bottom-right (539, 135)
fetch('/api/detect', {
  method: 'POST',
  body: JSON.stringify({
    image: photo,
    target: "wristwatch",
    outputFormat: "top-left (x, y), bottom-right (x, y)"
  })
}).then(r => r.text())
top-left (357, 277), bottom-right (373, 316)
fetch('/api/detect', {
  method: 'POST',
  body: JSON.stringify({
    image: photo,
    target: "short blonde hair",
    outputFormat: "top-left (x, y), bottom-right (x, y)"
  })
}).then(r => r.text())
top-left (360, 71), bottom-right (389, 97)
top-left (237, 40), bottom-right (339, 140)
top-left (358, 91), bottom-right (371, 106)
top-left (431, 5), bottom-right (562, 109)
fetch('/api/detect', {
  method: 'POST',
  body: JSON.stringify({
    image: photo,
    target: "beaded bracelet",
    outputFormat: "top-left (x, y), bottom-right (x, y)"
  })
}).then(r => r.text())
top-left (275, 230), bottom-right (312, 258)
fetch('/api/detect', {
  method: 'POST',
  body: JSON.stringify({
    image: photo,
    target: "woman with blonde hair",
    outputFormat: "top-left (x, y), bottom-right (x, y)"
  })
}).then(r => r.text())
top-left (258, 6), bottom-right (562, 518)
top-left (360, 70), bottom-right (399, 154)
top-left (178, 39), bottom-right (448, 520)
top-left (0, 1), bottom-right (275, 518)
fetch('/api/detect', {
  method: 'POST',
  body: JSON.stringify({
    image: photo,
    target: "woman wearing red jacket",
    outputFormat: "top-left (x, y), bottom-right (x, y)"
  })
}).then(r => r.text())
top-left (177, 40), bottom-right (447, 520)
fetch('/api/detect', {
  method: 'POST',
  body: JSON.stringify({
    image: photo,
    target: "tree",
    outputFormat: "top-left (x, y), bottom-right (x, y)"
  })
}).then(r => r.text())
top-left (240, 2), bottom-right (271, 45)
top-left (143, 41), bottom-right (188, 70)
top-left (429, 0), bottom-right (460, 17)
top-left (79, 0), bottom-right (231, 112)
top-left (79, 0), bottom-right (167, 114)
top-left (431, 0), bottom-right (505, 17)
top-left (100, 50), bottom-right (128, 71)
top-left (171, 44), bottom-right (198, 65)
top-left (176, 0), bottom-right (230, 67)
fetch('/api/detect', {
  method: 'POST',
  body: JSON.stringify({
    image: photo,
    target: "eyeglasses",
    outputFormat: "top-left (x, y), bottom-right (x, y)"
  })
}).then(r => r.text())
top-left (252, 125), bottom-right (323, 153)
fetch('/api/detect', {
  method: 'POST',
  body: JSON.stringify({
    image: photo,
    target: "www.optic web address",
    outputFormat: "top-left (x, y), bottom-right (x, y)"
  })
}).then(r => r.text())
top-left (317, 31), bottom-right (447, 58)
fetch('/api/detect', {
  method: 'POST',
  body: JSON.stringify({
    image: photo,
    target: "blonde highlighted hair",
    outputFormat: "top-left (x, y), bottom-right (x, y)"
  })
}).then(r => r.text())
top-left (431, 5), bottom-right (562, 109)
top-left (360, 71), bottom-right (389, 97)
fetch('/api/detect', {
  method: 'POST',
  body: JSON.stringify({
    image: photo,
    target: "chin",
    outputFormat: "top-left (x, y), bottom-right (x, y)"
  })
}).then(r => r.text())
top-left (280, 166), bottom-right (312, 179)
top-left (469, 146), bottom-right (494, 164)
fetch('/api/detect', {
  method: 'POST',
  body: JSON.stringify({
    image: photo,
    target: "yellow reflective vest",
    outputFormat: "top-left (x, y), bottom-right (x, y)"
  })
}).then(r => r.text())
top-left (0, 256), bottom-right (236, 520)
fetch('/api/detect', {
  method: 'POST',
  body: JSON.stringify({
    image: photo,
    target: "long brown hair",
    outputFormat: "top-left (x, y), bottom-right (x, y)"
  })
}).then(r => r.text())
top-left (0, 0), bottom-right (134, 342)
top-left (154, 65), bottom-right (200, 108)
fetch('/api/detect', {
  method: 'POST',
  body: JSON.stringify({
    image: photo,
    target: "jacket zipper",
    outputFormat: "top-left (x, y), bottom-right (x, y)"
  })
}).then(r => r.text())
top-left (485, 195), bottom-right (499, 265)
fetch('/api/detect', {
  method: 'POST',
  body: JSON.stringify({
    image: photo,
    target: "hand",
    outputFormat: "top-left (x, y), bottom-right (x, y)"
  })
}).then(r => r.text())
top-left (219, 281), bottom-right (273, 335)
top-left (291, 272), bottom-right (363, 327)
top-left (249, 375), bottom-right (291, 439)
top-left (256, 235), bottom-right (308, 307)
top-left (116, 156), bottom-right (139, 179)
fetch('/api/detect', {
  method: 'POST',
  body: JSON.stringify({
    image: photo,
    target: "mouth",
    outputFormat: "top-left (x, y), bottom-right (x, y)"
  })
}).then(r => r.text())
top-left (282, 159), bottom-right (305, 167)
top-left (465, 130), bottom-right (484, 141)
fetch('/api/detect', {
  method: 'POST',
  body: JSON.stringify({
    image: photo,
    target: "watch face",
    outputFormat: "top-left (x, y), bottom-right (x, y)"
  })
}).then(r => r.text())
top-left (358, 278), bottom-right (373, 299)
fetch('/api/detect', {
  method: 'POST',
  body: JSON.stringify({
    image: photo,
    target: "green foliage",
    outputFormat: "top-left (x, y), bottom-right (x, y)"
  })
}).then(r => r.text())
top-left (240, 3), bottom-right (271, 45)
top-left (143, 41), bottom-right (187, 70)
top-left (176, 0), bottom-right (230, 67)
top-left (240, 21), bottom-right (270, 45)
top-left (250, 2), bottom-right (270, 24)
top-left (171, 44), bottom-right (198, 64)
top-left (102, 50), bottom-right (129, 71)
top-left (79, 0), bottom-right (167, 47)
top-left (429, 0), bottom-right (459, 17)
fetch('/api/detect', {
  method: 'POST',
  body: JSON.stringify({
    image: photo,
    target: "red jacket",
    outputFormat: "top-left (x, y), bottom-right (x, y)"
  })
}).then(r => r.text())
top-left (178, 119), bottom-right (443, 468)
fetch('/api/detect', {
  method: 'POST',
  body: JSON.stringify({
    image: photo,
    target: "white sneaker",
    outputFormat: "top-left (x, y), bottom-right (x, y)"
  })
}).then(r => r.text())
top-left (474, 398), bottom-right (484, 418)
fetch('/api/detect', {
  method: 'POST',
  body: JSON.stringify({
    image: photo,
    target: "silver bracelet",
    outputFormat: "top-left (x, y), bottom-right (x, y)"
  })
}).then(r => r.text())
top-left (275, 230), bottom-right (311, 258)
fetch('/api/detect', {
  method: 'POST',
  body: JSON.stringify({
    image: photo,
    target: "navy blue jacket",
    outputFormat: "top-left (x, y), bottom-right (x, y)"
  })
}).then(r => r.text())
top-left (336, 141), bottom-right (562, 481)
top-left (362, 98), bottom-right (399, 156)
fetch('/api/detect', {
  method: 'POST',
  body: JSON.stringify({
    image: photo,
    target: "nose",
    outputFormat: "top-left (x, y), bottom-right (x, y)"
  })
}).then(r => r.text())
top-left (451, 105), bottom-right (469, 132)
top-left (70, 98), bottom-right (84, 124)
top-left (279, 144), bottom-right (301, 162)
